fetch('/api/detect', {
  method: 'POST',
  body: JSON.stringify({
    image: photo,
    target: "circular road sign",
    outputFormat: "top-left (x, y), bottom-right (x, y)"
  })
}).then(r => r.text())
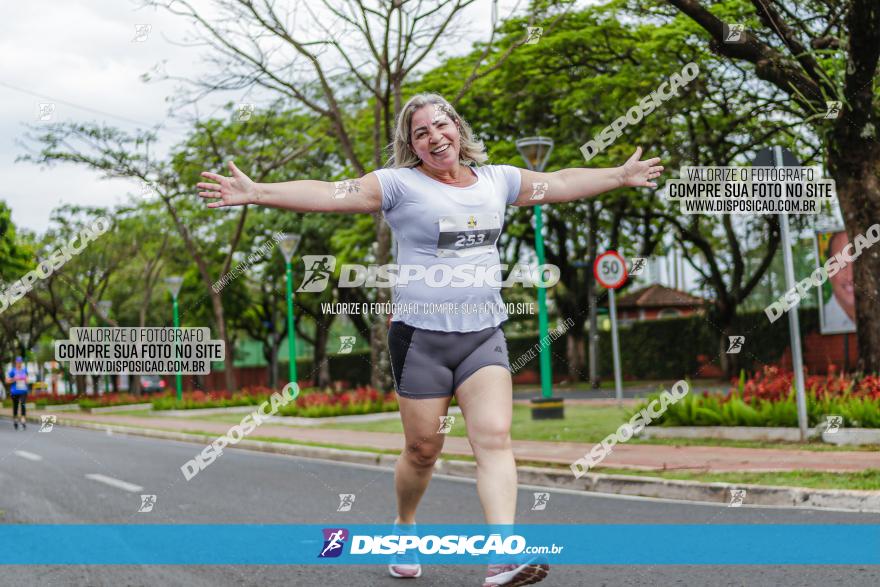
top-left (594, 251), bottom-right (628, 289)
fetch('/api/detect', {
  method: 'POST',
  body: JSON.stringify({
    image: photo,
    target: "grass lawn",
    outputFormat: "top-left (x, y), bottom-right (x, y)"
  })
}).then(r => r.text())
top-left (91, 409), bottom-right (155, 417)
top-left (587, 467), bottom-right (880, 492)
top-left (175, 412), bottom-right (270, 424)
top-left (512, 379), bottom-right (692, 393)
top-left (316, 404), bottom-right (629, 442)
top-left (60, 417), bottom-right (880, 491)
top-left (206, 434), bottom-right (880, 491)
top-left (85, 405), bottom-right (880, 453)
top-left (158, 405), bottom-right (880, 451)
top-left (312, 405), bottom-right (880, 452)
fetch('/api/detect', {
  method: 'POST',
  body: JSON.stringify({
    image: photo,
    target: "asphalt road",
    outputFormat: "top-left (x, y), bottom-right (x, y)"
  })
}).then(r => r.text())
top-left (1, 420), bottom-right (878, 586)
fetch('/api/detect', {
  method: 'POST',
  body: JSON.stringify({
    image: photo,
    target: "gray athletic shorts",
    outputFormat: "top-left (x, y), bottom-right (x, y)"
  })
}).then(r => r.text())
top-left (387, 321), bottom-right (511, 399)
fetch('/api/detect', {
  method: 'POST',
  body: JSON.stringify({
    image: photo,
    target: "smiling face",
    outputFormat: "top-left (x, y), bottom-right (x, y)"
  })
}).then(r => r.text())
top-left (408, 103), bottom-right (461, 173)
top-left (828, 231), bottom-right (856, 319)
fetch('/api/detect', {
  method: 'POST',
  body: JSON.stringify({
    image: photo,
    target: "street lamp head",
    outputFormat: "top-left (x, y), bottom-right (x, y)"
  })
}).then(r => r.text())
top-left (515, 136), bottom-right (554, 172)
top-left (165, 276), bottom-right (183, 298)
top-left (278, 233), bottom-right (301, 263)
top-left (17, 332), bottom-right (31, 348)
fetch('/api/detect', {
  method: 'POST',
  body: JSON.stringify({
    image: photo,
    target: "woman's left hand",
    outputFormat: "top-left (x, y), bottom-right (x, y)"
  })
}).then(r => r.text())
top-left (619, 147), bottom-right (663, 188)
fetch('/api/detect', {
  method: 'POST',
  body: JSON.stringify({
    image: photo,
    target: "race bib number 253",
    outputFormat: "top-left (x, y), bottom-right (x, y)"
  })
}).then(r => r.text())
top-left (436, 213), bottom-right (501, 258)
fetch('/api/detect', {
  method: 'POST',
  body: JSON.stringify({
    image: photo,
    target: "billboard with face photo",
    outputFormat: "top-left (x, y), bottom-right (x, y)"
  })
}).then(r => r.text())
top-left (814, 230), bottom-right (856, 334)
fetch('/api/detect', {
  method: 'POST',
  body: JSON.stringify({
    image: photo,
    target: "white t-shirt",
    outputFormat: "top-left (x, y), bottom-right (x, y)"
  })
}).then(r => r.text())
top-left (374, 164), bottom-right (522, 332)
top-left (822, 295), bottom-right (856, 333)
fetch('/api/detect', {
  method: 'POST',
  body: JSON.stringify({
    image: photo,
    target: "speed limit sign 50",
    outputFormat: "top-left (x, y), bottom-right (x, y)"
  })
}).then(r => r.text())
top-left (594, 251), bottom-right (628, 289)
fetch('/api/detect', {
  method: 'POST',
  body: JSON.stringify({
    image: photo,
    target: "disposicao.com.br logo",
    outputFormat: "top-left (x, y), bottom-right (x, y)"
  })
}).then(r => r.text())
top-left (317, 528), bottom-right (563, 558)
top-left (297, 255), bottom-right (560, 292)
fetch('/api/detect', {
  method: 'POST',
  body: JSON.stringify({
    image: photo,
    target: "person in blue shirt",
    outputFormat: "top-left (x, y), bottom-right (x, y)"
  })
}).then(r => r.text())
top-left (6, 356), bottom-right (29, 430)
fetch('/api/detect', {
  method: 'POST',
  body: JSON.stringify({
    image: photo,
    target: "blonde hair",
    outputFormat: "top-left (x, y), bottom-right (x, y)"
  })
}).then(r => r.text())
top-left (390, 93), bottom-right (488, 168)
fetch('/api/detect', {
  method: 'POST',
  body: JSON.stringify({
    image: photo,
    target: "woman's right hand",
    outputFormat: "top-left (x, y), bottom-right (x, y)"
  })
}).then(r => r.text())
top-left (197, 161), bottom-right (259, 208)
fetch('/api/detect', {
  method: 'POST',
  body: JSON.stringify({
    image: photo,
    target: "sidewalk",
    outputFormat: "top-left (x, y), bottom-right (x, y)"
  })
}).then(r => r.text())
top-left (512, 380), bottom-right (724, 400)
top-left (33, 410), bottom-right (880, 474)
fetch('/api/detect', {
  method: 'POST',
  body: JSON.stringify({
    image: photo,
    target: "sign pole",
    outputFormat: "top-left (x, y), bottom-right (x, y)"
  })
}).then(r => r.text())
top-left (773, 146), bottom-right (809, 440)
top-left (608, 288), bottom-right (623, 407)
top-left (594, 250), bottom-right (628, 408)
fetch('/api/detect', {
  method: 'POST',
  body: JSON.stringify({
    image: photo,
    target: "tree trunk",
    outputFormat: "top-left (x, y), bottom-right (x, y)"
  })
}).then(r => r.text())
top-left (208, 291), bottom-right (237, 392)
top-left (130, 374), bottom-right (142, 397)
top-left (828, 142), bottom-right (880, 372)
top-left (715, 308), bottom-right (738, 379)
top-left (314, 317), bottom-right (331, 389)
top-left (75, 374), bottom-right (86, 396)
top-left (371, 215), bottom-right (393, 392)
top-left (268, 337), bottom-right (279, 390)
top-left (565, 329), bottom-right (586, 382)
top-left (586, 202), bottom-right (600, 388)
top-left (554, 277), bottom-right (587, 382)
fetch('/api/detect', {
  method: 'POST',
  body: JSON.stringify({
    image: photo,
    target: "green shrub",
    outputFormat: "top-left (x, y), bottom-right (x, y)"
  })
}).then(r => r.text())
top-left (633, 384), bottom-right (880, 428)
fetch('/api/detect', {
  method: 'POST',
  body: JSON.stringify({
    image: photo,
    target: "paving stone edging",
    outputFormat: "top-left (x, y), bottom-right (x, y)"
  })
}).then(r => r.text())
top-left (640, 425), bottom-right (880, 445)
top-left (158, 405), bottom-right (463, 425)
top-left (46, 416), bottom-right (880, 514)
top-left (87, 402), bottom-right (154, 414)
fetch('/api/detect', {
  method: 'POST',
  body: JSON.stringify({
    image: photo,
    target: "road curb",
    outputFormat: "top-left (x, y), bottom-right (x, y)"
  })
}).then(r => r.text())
top-left (38, 415), bottom-right (880, 513)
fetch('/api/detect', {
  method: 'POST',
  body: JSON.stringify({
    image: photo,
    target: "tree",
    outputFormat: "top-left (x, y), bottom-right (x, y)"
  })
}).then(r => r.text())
top-left (661, 0), bottom-right (880, 370)
top-left (148, 0), bottom-right (533, 390)
top-left (20, 206), bottom-right (126, 395)
top-left (101, 202), bottom-right (173, 395)
top-left (0, 201), bottom-right (31, 284)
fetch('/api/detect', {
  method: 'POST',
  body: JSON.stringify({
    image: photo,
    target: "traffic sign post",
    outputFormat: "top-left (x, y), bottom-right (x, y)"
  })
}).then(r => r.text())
top-left (752, 146), bottom-right (809, 441)
top-left (595, 251), bottom-right (628, 406)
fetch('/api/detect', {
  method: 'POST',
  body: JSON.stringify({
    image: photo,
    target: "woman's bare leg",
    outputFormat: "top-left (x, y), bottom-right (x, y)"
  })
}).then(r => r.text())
top-left (454, 365), bottom-right (516, 524)
top-left (394, 395), bottom-right (452, 524)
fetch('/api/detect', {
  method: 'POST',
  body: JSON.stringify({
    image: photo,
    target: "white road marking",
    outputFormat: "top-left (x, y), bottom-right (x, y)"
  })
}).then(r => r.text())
top-left (14, 450), bottom-right (42, 461)
top-left (85, 473), bottom-right (143, 493)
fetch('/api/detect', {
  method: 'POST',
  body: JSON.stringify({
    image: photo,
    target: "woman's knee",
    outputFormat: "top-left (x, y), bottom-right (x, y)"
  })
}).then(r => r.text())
top-left (470, 421), bottom-right (512, 452)
top-left (403, 440), bottom-right (443, 469)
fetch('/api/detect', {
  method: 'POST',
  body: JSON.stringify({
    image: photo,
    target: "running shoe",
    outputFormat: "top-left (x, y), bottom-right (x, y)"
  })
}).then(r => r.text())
top-left (388, 524), bottom-right (421, 578)
top-left (13, 420), bottom-right (18, 430)
top-left (388, 552), bottom-right (422, 579)
top-left (482, 562), bottom-right (549, 586)
top-left (21, 419), bottom-right (26, 430)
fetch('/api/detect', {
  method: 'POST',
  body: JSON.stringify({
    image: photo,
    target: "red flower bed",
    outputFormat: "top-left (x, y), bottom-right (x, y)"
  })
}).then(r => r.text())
top-left (168, 386), bottom-right (273, 403)
top-left (732, 365), bottom-right (880, 403)
top-left (295, 385), bottom-right (389, 409)
top-left (78, 392), bottom-right (150, 407)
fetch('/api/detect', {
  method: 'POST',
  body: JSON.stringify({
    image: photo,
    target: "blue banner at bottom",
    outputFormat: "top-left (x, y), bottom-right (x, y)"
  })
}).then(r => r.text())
top-left (1, 525), bottom-right (878, 565)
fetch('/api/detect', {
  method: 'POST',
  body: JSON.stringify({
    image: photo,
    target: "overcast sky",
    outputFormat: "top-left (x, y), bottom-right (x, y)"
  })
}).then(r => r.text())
top-left (2, 0), bottom-right (524, 234)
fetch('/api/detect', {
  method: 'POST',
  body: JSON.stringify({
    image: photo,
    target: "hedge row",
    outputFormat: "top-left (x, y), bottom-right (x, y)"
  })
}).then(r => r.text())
top-left (277, 310), bottom-right (817, 384)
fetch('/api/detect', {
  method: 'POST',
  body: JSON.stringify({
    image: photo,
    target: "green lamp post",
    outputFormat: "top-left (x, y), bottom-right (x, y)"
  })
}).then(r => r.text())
top-left (278, 234), bottom-right (302, 394)
top-left (516, 137), bottom-right (562, 419)
top-left (164, 276), bottom-right (183, 401)
top-left (97, 300), bottom-right (112, 393)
